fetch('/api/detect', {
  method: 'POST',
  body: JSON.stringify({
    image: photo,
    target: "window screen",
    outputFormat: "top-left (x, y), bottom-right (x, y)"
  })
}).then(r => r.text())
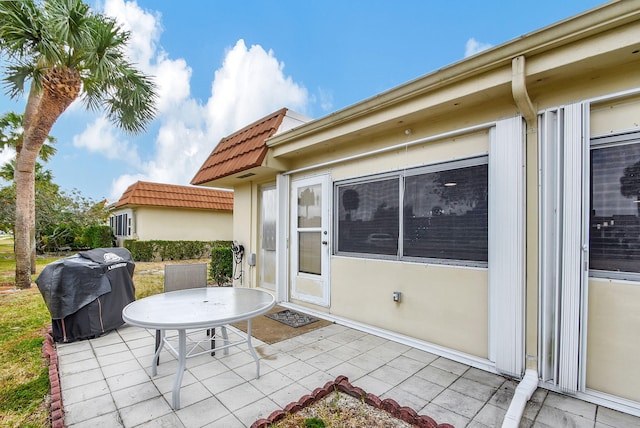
top-left (335, 157), bottom-right (488, 264)
top-left (404, 164), bottom-right (488, 261)
top-left (590, 140), bottom-right (640, 274)
top-left (337, 177), bottom-right (399, 255)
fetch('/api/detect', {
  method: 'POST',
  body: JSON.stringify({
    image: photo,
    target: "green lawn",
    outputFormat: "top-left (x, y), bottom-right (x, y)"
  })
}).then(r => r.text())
top-left (0, 236), bottom-right (166, 427)
top-left (0, 236), bottom-right (52, 427)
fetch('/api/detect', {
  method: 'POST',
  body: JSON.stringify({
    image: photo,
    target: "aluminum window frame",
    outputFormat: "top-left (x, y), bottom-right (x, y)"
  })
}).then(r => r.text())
top-left (333, 155), bottom-right (489, 267)
top-left (589, 130), bottom-right (640, 282)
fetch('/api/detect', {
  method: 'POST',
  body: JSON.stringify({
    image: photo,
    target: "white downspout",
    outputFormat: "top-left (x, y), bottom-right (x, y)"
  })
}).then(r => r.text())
top-left (502, 369), bottom-right (539, 427)
top-left (502, 55), bottom-right (539, 428)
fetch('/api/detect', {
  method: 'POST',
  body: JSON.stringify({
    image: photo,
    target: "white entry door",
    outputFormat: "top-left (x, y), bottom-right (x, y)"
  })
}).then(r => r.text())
top-left (290, 175), bottom-right (330, 306)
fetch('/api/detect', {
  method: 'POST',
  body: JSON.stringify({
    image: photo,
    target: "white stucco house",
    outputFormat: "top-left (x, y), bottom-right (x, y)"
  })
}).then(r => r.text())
top-left (110, 181), bottom-right (233, 245)
top-left (192, 2), bottom-right (640, 420)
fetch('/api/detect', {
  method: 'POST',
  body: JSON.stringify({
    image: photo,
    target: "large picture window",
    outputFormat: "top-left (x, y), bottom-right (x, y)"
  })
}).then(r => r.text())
top-left (335, 157), bottom-right (488, 265)
top-left (590, 134), bottom-right (640, 276)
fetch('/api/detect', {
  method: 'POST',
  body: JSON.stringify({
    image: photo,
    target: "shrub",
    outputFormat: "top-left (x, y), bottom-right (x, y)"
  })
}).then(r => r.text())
top-left (124, 239), bottom-right (155, 261)
top-left (81, 225), bottom-right (114, 248)
top-left (123, 240), bottom-right (233, 262)
top-left (210, 246), bottom-right (233, 286)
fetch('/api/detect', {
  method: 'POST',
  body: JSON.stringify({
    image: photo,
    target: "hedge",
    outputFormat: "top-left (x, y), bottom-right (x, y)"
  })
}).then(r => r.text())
top-left (123, 240), bottom-right (232, 262)
top-left (81, 225), bottom-right (114, 249)
top-left (210, 246), bottom-right (233, 286)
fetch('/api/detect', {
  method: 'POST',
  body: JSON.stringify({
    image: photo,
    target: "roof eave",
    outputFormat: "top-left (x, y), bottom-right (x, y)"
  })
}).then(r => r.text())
top-left (267, 1), bottom-right (638, 147)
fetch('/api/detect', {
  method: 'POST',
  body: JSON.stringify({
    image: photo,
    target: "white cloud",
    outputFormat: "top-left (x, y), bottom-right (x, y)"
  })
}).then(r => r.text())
top-left (0, 146), bottom-right (15, 167)
top-left (109, 173), bottom-right (148, 201)
top-left (84, 2), bottom-right (311, 202)
top-left (316, 88), bottom-right (334, 112)
top-left (205, 40), bottom-right (309, 135)
top-left (72, 117), bottom-right (142, 166)
top-left (103, 0), bottom-right (161, 66)
top-left (465, 38), bottom-right (493, 57)
top-left (102, 0), bottom-right (192, 114)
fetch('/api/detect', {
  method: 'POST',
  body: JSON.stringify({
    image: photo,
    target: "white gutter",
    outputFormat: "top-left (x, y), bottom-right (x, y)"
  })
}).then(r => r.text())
top-left (502, 55), bottom-right (539, 428)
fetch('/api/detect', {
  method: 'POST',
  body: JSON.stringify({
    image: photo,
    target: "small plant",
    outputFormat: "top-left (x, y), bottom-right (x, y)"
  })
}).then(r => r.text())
top-left (303, 417), bottom-right (326, 428)
top-left (210, 246), bottom-right (233, 286)
top-left (328, 389), bottom-right (341, 407)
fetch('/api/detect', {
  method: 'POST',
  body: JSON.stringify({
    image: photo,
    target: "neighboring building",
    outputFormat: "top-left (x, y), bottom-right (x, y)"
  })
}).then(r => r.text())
top-left (192, 2), bottom-right (640, 419)
top-left (110, 181), bottom-right (233, 245)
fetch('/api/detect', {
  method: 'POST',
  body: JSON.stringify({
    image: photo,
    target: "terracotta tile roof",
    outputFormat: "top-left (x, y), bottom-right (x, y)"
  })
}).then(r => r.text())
top-left (191, 108), bottom-right (288, 185)
top-left (114, 181), bottom-right (233, 211)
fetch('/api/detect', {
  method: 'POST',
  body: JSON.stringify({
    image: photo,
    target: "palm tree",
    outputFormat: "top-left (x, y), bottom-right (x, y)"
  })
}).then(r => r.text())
top-left (1, 112), bottom-right (57, 163)
top-left (1, 112), bottom-right (57, 271)
top-left (0, 0), bottom-right (157, 288)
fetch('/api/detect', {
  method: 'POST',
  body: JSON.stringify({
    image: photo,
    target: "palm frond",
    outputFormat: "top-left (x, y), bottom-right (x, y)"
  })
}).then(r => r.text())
top-left (0, 0), bottom-right (45, 55)
top-left (104, 66), bottom-right (157, 134)
top-left (2, 62), bottom-right (42, 99)
top-left (82, 15), bottom-right (128, 82)
top-left (44, 0), bottom-right (91, 66)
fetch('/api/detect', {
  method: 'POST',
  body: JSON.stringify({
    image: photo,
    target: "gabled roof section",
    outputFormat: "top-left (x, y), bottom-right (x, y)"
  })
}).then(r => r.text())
top-left (114, 181), bottom-right (233, 211)
top-left (191, 108), bottom-right (309, 185)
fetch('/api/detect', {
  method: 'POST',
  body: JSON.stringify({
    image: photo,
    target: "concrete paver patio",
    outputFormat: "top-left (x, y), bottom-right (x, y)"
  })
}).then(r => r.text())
top-left (57, 322), bottom-right (640, 427)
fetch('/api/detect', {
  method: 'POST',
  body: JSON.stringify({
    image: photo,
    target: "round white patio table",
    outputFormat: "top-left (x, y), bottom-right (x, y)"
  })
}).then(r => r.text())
top-left (122, 287), bottom-right (275, 410)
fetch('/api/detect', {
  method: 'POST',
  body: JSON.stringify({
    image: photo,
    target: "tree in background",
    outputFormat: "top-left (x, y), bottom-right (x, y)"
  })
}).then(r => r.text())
top-left (621, 160), bottom-right (640, 217)
top-left (0, 0), bottom-right (157, 288)
top-left (1, 111), bottom-right (57, 270)
top-left (0, 112), bottom-right (57, 164)
top-left (0, 170), bottom-right (109, 254)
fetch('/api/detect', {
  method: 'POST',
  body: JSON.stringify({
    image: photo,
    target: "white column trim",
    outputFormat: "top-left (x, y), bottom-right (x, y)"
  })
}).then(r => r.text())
top-left (275, 174), bottom-right (290, 303)
top-left (489, 115), bottom-right (526, 378)
top-left (557, 102), bottom-right (584, 394)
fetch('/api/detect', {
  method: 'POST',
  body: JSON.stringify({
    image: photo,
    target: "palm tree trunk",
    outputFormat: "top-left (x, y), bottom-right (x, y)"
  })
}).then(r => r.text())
top-left (23, 88), bottom-right (41, 275)
top-left (14, 148), bottom-right (38, 288)
top-left (14, 76), bottom-right (78, 289)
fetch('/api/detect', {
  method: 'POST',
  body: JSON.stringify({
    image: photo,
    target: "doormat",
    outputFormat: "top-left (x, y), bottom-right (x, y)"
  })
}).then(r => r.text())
top-left (266, 309), bottom-right (319, 328)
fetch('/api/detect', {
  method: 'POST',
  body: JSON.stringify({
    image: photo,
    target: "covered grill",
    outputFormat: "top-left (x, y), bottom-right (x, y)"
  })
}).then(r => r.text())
top-left (36, 247), bottom-right (135, 342)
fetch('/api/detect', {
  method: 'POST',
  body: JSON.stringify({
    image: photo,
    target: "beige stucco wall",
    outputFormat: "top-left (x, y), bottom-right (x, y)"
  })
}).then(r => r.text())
top-left (590, 94), bottom-right (640, 137)
top-left (286, 128), bottom-right (491, 358)
top-left (330, 129), bottom-right (489, 182)
top-left (331, 257), bottom-right (488, 358)
top-left (584, 94), bottom-right (640, 402)
top-left (134, 206), bottom-right (233, 241)
top-left (232, 182), bottom-right (258, 287)
top-left (586, 278), bottom-right (640, 402)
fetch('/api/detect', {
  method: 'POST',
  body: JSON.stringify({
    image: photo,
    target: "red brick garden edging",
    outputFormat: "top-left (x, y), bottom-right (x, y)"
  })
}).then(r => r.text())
top-left (250, 375), bottom-right (454, 428)
top-left (42, 326), bottom-right (65, 428)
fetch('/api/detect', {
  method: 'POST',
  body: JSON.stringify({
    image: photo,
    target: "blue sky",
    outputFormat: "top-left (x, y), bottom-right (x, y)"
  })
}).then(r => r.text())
top-left (0, 0), bottom-right (606, 202)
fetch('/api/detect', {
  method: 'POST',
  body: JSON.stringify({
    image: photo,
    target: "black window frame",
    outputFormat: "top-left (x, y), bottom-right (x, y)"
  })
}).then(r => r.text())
top-left (334, 155), bottom-right (489, 267)
top-left (112, 212), bottom-right (129, 237)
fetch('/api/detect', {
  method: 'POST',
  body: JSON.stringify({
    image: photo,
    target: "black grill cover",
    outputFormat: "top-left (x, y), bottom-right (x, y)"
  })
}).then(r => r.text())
top-left (36, 247), bottom-right (135, 342)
